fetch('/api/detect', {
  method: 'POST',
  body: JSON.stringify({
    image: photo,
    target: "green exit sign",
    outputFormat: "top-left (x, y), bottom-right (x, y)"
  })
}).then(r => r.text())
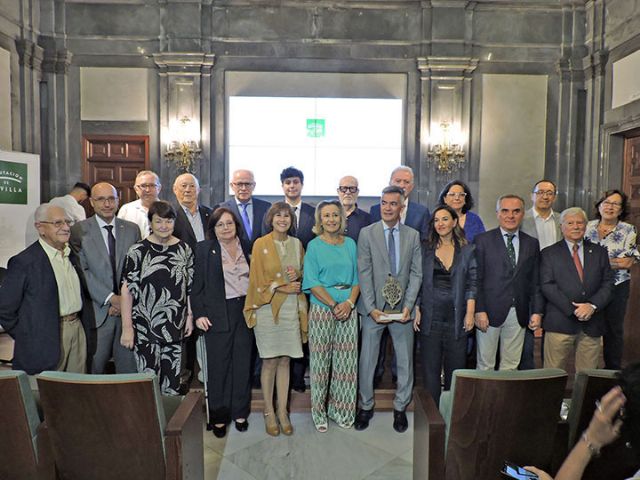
top-left (306, 119), bottom-right (325, 138)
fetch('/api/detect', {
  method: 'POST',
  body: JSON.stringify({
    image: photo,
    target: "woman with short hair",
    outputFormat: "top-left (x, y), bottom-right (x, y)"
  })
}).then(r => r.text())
top-left (244, 202), bottom-right (308, 436)
top-left (121, 200), bottom-right (194, 395)
top-left (191, 206), bottom-right (253, 438)
top-left (585, 189), bottom-right (639, 370)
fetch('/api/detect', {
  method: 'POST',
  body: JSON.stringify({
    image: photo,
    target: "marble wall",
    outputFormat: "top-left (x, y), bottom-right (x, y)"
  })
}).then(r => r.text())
top-left (0, 46), bottom-right (10, 150)
top-left (478, 74), bottom-right (548, 228)
top-left (0, 0), bottom-right (628, 214)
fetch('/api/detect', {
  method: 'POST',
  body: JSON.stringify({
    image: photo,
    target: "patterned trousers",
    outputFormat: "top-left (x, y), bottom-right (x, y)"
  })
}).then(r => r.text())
top-left (135, 341), bottom-right (183, 395)
top-left (308, 304), bottom-right (358, 428)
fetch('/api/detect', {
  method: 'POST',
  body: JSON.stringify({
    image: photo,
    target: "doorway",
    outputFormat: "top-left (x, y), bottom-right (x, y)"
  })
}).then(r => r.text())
top-left (622, 133), bottom-right (640, 364)
top-left (82, 135), bottom-right (149, 205)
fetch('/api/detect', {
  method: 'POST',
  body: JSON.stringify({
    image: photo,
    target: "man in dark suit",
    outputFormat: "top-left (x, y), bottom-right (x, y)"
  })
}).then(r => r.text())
top-left (541, 207), bottom-right (614, 371)
top-left (280, 166), bottom-right (315, 250)
top-left (369, 166), bottom-right (430, 239)
top-left (219, 169), bottom-right (271, 247)
top-left (337, 175), bottom-right (371, 242)
top-left (172, 173), bottom-right (212, 251)
top-left (474, 194), bottom-right (544, 370)
top-left (0, 204), bottom-right (95, 374)
top-left (172, 172), bottom-right (212, 386)
top-left (71, 182), bottom-right (140, 374)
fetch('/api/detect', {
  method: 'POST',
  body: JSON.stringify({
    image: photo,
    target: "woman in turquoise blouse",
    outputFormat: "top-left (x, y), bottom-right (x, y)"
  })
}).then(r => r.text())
top-left (303, 200), bottom-right (360, 432)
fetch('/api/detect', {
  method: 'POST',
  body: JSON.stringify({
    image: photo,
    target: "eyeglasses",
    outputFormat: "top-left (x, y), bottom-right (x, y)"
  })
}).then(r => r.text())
top-left (40, 220), bottom-right (73, 228)
top-left (446, 192), bottom-right (467, 199)
top-left (338, 186), bottom-right (358, 194)
top-left (602, 200), bottom-right (623, 208)
top-left (215, 221), bottom-right (235, 229)
top-left (231, 182), bottom-right (255, 189)
top-left (92, 196), bottom-right (117, 204)
top-left (136, 183), bottom-right (160, 190)
top-left (534, 190), bottom-right (556, 197)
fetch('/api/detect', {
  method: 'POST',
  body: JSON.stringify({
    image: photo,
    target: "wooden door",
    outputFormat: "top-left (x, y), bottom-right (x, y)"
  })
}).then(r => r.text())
top-left (622, 134), bottom-right (640, 365)
top-left (82, 135), bottom-right (149, 205)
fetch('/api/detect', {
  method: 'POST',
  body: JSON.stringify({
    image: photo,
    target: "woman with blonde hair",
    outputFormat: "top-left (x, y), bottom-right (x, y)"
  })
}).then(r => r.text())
top-left (302, 200), bottom-right (360, 432)
top-left (244, 202), bottom-right (307, 436)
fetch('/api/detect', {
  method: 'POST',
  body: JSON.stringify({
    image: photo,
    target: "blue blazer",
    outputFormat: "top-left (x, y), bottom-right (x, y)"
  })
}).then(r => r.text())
top-left (219, 197), bottom-right (271, 247)
top-left (0, 242), bottom-right (96, 374)
top-left (370, 201), bottom-right (430, 239)
top-left (541, 239), bottom-right (614, 336)
top-left (419, 243), bottom-right (477, 339)
top-left (191, 237), bottom-right (252, 333)
top-left (474, 228), bottom-right (544, 328)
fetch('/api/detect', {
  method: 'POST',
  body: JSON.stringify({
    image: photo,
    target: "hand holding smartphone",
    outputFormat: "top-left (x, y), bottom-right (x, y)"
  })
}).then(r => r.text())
top-left (501, 462), bottom-right (539, 479)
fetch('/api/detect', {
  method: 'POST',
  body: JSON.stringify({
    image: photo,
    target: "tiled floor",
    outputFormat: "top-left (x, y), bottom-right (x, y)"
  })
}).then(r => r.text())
top-left (203, 412), bottom-right (413, 480)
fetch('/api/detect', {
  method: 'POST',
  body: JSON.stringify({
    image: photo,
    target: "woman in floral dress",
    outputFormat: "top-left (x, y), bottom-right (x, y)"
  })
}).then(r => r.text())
top-left (121, 200), bottom-right (194, 395)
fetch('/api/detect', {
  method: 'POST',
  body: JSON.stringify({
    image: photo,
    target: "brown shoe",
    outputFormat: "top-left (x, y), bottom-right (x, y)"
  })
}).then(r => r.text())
top-left (278, 410), bottom-right (294, 436)
top-left (264, 412), bottom-right (280, 437)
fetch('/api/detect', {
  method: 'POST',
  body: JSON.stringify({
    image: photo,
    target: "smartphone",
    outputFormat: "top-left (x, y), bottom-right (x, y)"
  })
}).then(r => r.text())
top-left (501, 462), bottom-right (539, 479)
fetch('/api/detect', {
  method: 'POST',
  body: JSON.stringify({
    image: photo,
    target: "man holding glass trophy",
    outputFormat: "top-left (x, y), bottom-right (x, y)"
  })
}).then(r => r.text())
top-left (355, 185), bottom-right (423, 433)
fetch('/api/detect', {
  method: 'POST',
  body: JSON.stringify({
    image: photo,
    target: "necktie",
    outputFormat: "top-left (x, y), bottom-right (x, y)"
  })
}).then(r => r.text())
top-left (388, 227), bottom-right (397, 276)
top-left (573, 242), bottom-right (584, 282)
top-left (505, 233), bottom-right (516, 269)
top-left (240, 203), bottom-right (252, 239)
top-left (293, 206), bottom-right (299, 229)
top-left (104, 225), bottom-right (118, 292)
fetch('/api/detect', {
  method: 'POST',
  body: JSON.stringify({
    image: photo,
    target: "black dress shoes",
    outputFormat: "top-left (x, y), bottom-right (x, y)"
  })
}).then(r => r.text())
top-left (292, 383), bottom-right (306, 393)
top-left (354, 409), bottom-right (374, 431)
top-left (235, 419), bottom-right (249, 432)
top-left (212, 424), bottom-right (227, 438)
top-left (393, 409), bottom-right (408, 433)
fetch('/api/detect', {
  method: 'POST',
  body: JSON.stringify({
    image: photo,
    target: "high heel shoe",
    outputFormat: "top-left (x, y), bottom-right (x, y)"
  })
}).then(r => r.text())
top-left (278, 410), bottom-right (293, 436)
top-left (264, 412), bottom-right (280, 437)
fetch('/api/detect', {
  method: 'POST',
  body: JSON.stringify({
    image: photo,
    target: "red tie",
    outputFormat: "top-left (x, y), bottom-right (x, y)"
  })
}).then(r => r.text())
top-left (572, 242), bottom-right (584, 282)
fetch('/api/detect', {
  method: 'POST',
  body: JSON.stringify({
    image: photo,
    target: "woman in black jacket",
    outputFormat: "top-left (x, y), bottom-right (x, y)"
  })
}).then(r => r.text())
top-left (191, 207), bottom-right (253, 438)
top-left (415, 205), bottom-right (477, 406)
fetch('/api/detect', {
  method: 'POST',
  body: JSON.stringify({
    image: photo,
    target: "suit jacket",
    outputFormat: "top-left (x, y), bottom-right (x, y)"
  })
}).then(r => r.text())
top-left (191, 237), bottom-right (252, 333)
top-left (357, 221), bottom-right (423, 317)
top-left (520, 208), bottom-right (562, 245)
top-left (219, 196), bottom-right (271, 247)
top-left (70, 216), bottom-right (141, 329)
top-left (172, 203), bottom-right (212, 250)
top-left (541, 239), bottom-right (614, 336)
top-left (290, 202), bottom-right (316, 249)
top-left (419, 244), bottom-right (477, 339)
top-left (370, 201), bottom-right (430, 239)
top-left (0, 242), bottom-right (96, 374)
top-left (474, 228), bottom-right (544, 327)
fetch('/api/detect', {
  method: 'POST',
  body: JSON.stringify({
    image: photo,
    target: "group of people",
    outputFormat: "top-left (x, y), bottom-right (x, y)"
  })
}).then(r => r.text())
top-left (0, 164), bottom-right (638, 444)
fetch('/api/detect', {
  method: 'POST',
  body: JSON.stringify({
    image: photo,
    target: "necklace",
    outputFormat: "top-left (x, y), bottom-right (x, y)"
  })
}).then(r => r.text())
top-left (147, 238), bottom-right (169, 252)
top-left (322, 234), bottom-right (343, 245)
top-left (598, 222), bottom-right (617, 236)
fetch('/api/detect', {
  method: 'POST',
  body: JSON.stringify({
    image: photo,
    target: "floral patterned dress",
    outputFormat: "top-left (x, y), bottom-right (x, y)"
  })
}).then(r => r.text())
top-left (123, 239), bottom-right (194, 394)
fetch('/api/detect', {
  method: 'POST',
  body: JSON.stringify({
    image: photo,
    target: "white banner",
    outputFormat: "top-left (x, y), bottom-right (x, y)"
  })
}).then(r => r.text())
top-left (0, 150), bottom-right (40, 268)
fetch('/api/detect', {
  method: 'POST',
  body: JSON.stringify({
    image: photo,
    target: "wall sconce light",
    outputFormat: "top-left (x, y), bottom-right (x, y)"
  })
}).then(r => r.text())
top-left (426, 121), bottom-right (466, 175)
top-left (165, 116), bottom-right (202, 173)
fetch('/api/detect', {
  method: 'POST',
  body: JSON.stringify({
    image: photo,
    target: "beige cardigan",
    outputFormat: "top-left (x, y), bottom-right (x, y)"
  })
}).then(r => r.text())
top-left (243, 232), bottom-right (308, 342)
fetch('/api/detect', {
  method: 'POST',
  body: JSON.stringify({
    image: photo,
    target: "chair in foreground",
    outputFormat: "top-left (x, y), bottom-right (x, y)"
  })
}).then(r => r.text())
top-left (37, 372), bottom-right (203, 480)
top-left (0, 370), bottom-right (54, 480)
top-left (414, 368), bottom-right (568, 480)
top-left (566, 369), bottom-right (636, 480)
